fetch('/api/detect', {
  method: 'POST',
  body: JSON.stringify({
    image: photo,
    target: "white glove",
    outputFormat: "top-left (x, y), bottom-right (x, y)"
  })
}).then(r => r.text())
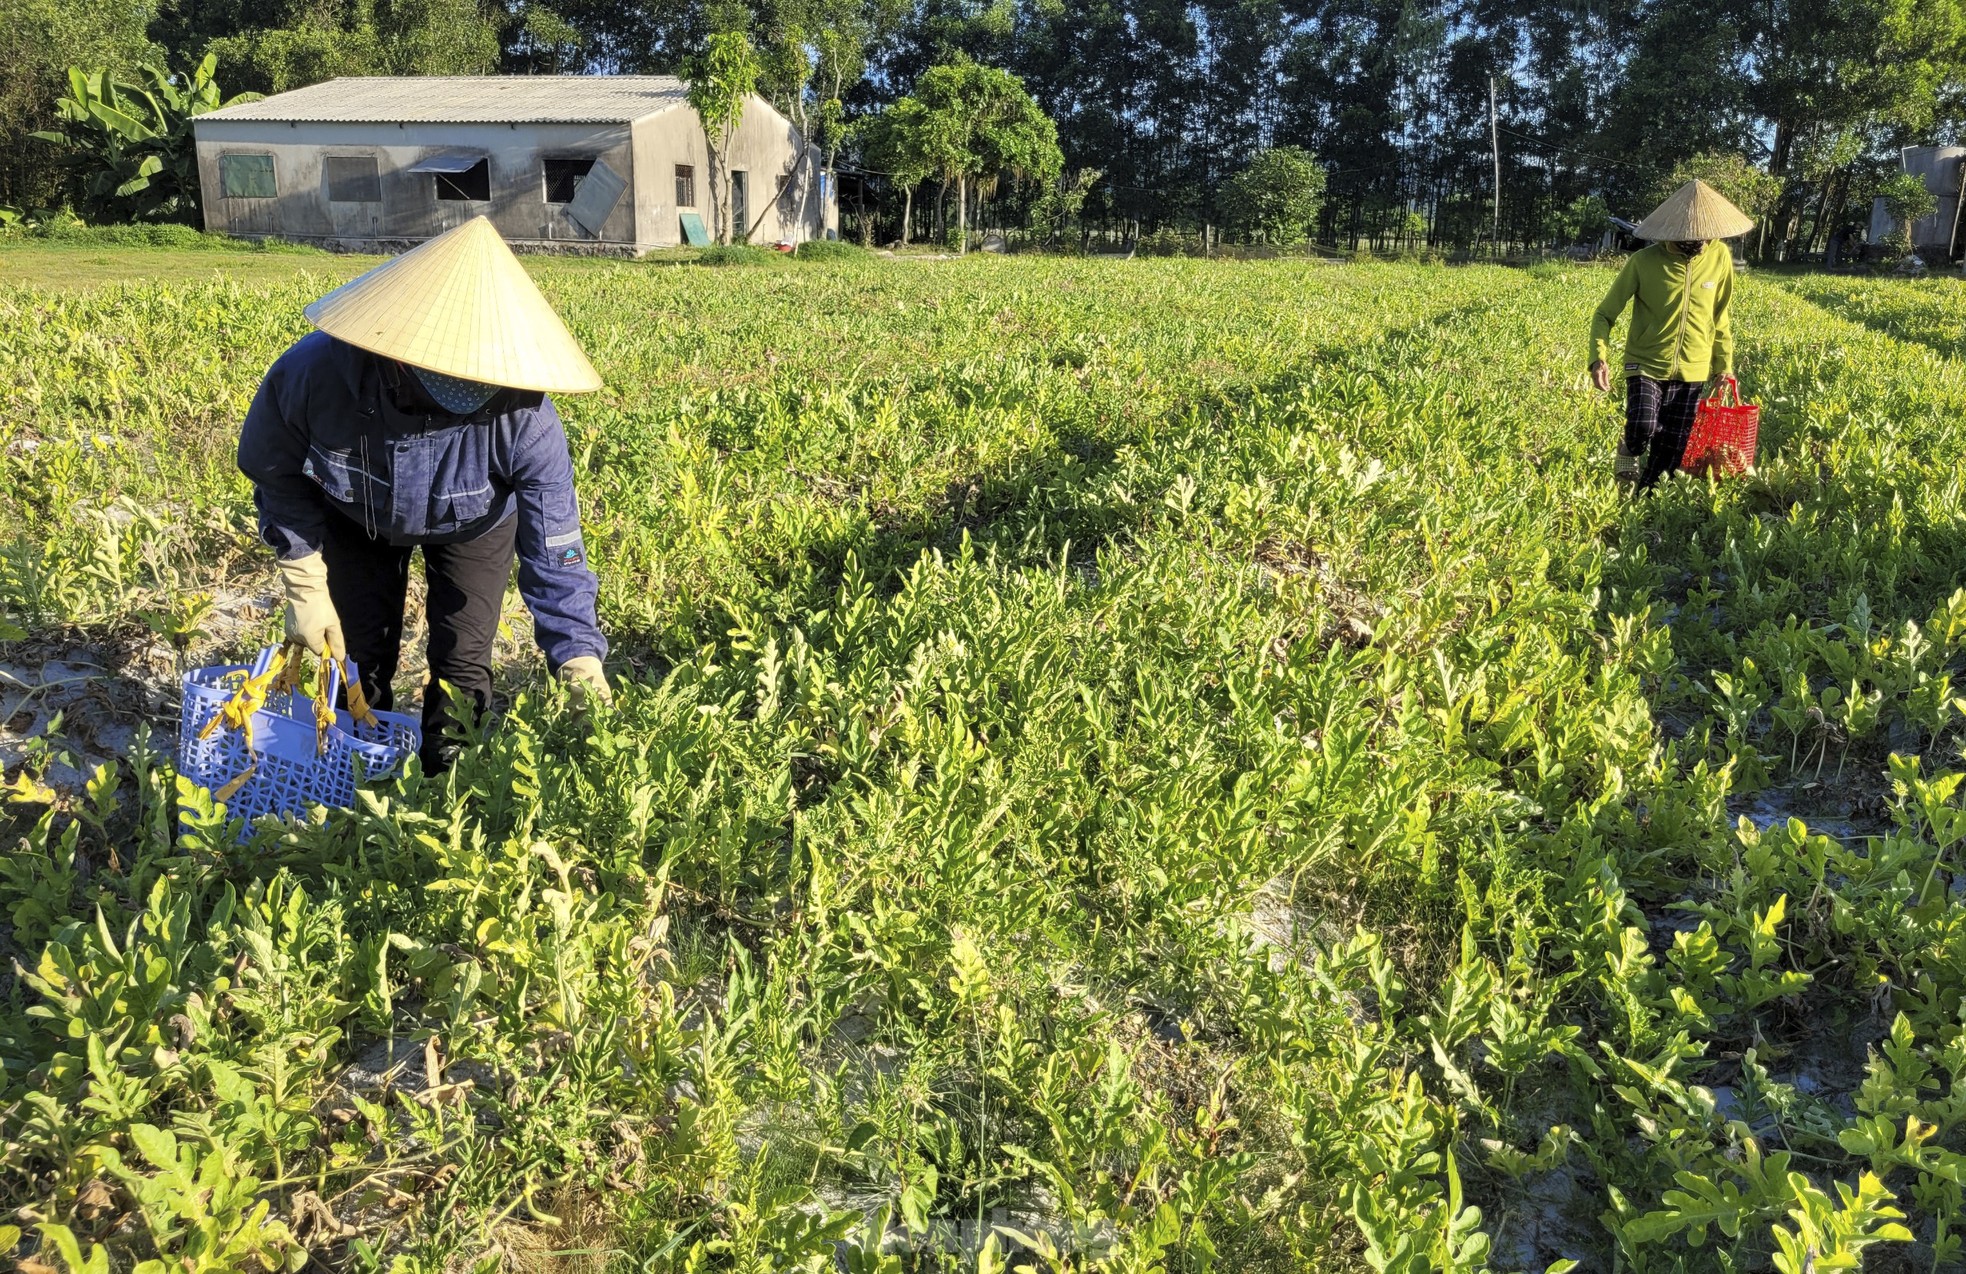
top-left (557, 655), bottom-right (612, 709)
top-left (278, 552), bottom-right (345, 660)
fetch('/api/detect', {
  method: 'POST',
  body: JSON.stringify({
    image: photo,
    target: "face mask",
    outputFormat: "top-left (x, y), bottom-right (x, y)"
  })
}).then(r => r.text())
top-left (412, 365), bottom-right (500, 415)
top-left (1673, 240), bottom-right (1709, 255)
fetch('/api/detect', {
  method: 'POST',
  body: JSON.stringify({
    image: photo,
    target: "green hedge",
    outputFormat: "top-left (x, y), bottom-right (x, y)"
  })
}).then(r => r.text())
top-left (2, 219), bottom-right (324, 253)
top-left (695, 243), bottom-right (784, 267)
top-left (791, 239), bottom-right (866, 262)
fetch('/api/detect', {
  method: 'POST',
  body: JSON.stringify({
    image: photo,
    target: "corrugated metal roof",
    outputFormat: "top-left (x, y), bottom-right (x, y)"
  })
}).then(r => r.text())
top-left (197, 76), bottom-right (688, 124)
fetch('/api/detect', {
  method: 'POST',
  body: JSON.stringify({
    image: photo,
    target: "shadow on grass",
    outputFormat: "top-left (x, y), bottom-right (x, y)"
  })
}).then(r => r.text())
top-left (774, 278), bottom-right (1551, 614)
top-left (1764, 272), bottom-right (1965, 366)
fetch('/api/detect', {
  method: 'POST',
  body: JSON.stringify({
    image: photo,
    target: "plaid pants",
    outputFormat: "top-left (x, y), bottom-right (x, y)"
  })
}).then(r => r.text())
top-left (1624, 376), bottom-right (1703, 490)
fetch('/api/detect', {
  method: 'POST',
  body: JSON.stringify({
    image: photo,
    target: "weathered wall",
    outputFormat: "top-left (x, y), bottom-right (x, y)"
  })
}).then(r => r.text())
top-left (1868, 145), bottom-right (1966, 255)
top-left (192, 120), bottom-right (640, 248)
top-left (628, 110), bottom-right (689, 248)
top-left (630, 95), bottom-right (834, 247)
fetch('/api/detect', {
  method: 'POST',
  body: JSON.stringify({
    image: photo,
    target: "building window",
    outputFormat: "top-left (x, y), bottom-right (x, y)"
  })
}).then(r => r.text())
top-left (219, 153), bottom-right (276, 199)
top-left (435, 158), bottom-right (490, 202)
top-left (675, 164), bottom-right (695, 208)
top-left (731, 170), bottom-right (747, 237)
top-left (325, 155), bottom-right (381, 203)
top-left (544, 158), bottom-right (595, 204)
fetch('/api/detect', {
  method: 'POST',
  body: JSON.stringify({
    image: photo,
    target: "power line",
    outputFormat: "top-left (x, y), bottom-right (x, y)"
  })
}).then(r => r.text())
top-left (1496, 125), bottom-right (1649, 171)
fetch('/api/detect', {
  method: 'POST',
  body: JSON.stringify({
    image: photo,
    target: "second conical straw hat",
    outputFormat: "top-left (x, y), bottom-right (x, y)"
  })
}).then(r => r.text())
top-left (1634, 178), bottom-right (1756, 241)
top-left (305, 216), bottom-right (601, 393)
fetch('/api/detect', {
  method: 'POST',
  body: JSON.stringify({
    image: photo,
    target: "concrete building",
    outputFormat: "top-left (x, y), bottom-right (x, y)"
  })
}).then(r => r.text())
top-left (1868, 144), bottom-right (1966, 260)
top-left (192, 75), bottom-right (835, 253)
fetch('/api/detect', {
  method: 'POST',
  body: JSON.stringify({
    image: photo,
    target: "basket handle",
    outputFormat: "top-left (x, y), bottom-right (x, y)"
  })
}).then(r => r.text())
top-left (201, 644), bottom-right (298, 743)
top-left (222, 643), bottom-right (377, 756)
top-left (1711, 375), bottom-right (1741, 406)
top-left (340, 658), bottom-right (380, 727)
top-left (308, 654), bottom-right (382, 754)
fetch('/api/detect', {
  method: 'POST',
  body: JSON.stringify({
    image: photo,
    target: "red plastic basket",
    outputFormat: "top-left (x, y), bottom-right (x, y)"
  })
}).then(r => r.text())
top-left (1679, 377), bottom-right (1760, 477)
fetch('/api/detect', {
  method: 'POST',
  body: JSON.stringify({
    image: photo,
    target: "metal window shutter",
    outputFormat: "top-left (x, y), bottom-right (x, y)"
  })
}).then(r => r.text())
top-left (325, 156), bottom-right (381, 202)
top-left (565, 159), bottom-right (626, 236)
top-left (220, 154), bottom-right (276, 198)
top-left (406, 152), bottom-right (486, 174)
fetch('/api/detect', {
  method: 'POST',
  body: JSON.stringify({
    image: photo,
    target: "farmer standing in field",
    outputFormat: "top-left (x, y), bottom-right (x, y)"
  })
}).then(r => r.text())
top-left (237, 216), bottom-right (611, 773)
top-left (1589, 179), bottom-right (1752, 490)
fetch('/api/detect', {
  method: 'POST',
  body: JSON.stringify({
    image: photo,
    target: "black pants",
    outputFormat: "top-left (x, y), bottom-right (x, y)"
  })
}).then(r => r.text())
top-left (321, 511), bottom-right (517, 771)
top-left (1625, 375), bottom-right (1704, 491)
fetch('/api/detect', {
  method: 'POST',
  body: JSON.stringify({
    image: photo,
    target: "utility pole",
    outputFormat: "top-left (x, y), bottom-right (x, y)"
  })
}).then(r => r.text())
top-left (1948, 160), bottom-right (1966, 264)
top-left (1489, 75), bottom-right (1501, 256)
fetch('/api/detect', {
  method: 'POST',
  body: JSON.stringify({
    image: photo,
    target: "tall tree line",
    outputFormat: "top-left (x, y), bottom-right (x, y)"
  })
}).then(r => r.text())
top-left (5, 0), bottom-right (1963, 253)
top-left (872, 0), bottom-right (1966, 251)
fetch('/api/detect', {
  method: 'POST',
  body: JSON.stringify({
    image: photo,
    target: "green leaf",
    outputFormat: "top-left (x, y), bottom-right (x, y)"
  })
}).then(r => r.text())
top-left (84, 98), bottom-right (155, 140)
top-left (127, 1122), bottom-right (177, 1169)
top-left (114, 154), bottom-right (165, 197)
top-left (37, 1223), bottom-right (110, 1274)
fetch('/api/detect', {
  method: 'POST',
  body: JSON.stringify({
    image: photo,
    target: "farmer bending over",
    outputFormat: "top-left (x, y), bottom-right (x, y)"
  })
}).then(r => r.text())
top-left (238, 216), bottom-right (611, 772)
top-left (1589, 180), bottom-right (1751, 490)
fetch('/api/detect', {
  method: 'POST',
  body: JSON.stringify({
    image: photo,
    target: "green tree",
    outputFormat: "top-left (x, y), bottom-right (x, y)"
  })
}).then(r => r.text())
top-left (689, 30), bottom-right (762, 244)
top-left (0, 0), bottom-right (158, 209)
top-left (1028, 167), bottom-right (1102, 247)
top-left (1744, 0), bottom-right (1966, 179)
top-left (896, 59), bottom-right (1060, 253)
top-left (1878, 170), bottom-right (1939, 258)
top-left (755, 16), bottom-right (815, 140)
top-left (377, 0), bottom-right (503, 76)
top-left (794, 0), bottom-right (908, 177)
top-left (1553, 194), bottom-right (1612, 245)
top-left (1786, 128), bottom-right (1869, 258)
top-left (1715, 0), bottom-right (1966, 252)
top-left (504, 5), bottom-right (586, 74)
top-left (745, 0), bottom-right (905, 243)
top-left (204, 26), bottom-right (378, 94)
top-left (1653, 152), bottom-right (1784, 230)
top-left (199, 0), bottom-right (500, 95)
top-left (1220, 146), bottom-right (1327, 245)
top-left (31, 54), bottom-right (260, 224)
top-left (862, 96), bottom-right (935, 244)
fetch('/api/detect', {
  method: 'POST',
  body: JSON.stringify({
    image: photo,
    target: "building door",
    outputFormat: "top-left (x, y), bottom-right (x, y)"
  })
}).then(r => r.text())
top-left (731, 171), bottom-right (748, 242)
top-left (217, 152), bottom-right (280, 235)
top-left (325, 154), bottom-right (382, 240)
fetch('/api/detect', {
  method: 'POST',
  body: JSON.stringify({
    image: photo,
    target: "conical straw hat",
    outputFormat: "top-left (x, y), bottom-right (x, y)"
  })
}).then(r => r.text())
top-left (1634, 179), bottom-right (1756, 241)
top-left (304, 216), bottom-right (601, 393)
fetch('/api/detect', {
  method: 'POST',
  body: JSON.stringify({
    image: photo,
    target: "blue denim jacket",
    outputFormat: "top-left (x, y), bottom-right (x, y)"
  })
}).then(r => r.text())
top-left (237, 332), bottom-right (606, 669)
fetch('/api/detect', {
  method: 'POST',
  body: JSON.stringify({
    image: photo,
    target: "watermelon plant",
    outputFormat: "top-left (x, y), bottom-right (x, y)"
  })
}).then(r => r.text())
top-left (4, 252), bottom-right (1966, 1270)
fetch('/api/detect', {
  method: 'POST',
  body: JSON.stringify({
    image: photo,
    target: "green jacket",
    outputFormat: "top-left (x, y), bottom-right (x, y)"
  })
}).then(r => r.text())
top-left (1589, 241), bottom-right (1735, 382)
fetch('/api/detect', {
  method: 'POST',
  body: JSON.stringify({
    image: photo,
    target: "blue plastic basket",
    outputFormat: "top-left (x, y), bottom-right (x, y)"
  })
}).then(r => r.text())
top-left (177, 644), bottom-right (420, 834)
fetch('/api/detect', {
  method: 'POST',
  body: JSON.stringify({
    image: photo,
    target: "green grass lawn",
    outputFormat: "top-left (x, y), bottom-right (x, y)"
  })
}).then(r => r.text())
top-left (0, 240), bottom-right (377, 289)
top-left (0, 238), bottom-right (771, 290)
top-left (4, 252), bottom-right (1966, 1271)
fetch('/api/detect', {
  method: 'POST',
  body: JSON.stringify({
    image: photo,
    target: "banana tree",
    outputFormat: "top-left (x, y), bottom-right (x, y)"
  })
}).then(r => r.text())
top-left (31, 55), bottom-right (260, 224)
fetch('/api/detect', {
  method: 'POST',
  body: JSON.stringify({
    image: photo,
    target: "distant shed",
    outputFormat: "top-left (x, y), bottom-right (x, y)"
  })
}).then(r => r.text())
top-left (1868, 145), bottom-right (1966, 260)
top-left (191, 75), bottom-right (835, 254)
